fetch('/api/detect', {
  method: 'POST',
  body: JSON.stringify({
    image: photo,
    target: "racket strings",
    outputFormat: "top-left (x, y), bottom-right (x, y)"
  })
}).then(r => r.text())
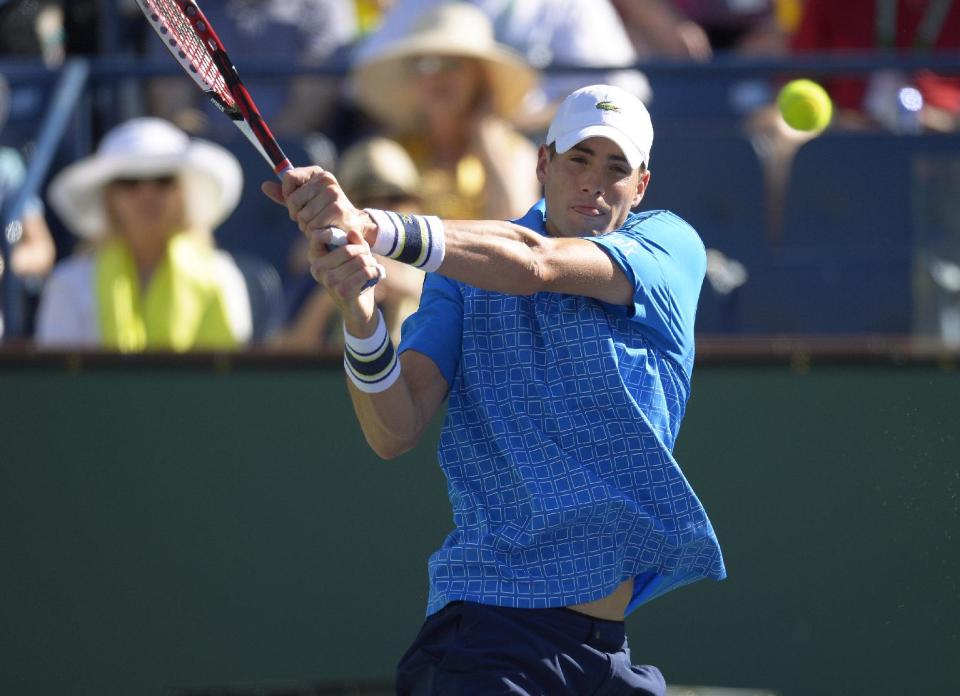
top-left (144, 0), bottom-right (235, 108)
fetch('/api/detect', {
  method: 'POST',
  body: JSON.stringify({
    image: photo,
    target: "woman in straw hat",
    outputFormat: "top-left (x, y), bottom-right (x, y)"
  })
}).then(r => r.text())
top-left (351, 2), bottom-right (540, 221)
top-left (36, 118), bottom-right (252, 351)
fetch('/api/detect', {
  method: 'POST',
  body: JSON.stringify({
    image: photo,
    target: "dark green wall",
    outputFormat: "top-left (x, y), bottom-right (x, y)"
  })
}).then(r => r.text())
top-left (1, 363), bottom-right (957, 695)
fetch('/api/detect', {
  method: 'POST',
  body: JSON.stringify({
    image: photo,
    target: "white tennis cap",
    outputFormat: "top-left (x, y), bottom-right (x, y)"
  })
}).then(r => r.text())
top-left (546, 84), bottom-right (653, 169)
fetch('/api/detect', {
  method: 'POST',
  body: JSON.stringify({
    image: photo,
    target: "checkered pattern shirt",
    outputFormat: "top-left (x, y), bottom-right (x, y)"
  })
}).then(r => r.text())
top-left (399, 201), bottom-right (726, 617)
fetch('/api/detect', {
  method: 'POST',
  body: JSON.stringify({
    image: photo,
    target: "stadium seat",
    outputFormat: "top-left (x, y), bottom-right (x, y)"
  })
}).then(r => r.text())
top-left (741, 133), bottom-right (924, 334)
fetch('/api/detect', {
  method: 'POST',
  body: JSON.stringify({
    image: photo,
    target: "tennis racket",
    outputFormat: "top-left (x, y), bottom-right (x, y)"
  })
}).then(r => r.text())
top-left (136, 0), bottom-right (370, 265)
top-left (135, 0), bottom-right (296, 180)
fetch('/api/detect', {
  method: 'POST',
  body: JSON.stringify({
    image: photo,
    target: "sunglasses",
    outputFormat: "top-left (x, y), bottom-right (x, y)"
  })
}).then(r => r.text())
top-left (110, 175), bottom-right (179, 189)
top-left (409, 55), bottom-right (470, 76)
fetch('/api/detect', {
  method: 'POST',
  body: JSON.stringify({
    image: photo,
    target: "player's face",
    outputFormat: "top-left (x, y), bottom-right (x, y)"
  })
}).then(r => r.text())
top-left (537, 137), bottom-right (650, 238)
top-left (105, 175), bottom-right (186, 242)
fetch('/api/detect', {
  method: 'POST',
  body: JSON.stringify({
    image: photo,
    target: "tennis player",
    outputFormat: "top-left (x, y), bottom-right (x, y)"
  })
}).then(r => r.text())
top-left (265, 84), bottom-right (726, 695)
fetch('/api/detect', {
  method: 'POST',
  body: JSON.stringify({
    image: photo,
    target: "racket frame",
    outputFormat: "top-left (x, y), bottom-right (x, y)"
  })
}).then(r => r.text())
top-left (135, 0), bottom-right (378, 284)
top-left (135, 0), bottom-right (292, 178)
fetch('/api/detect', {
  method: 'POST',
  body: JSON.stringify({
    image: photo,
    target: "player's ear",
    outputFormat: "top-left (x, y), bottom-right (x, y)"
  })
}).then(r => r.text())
top-left (633, 168), bottom-right (651, 208)
top-left (536, 145), bottom-right (551, 185)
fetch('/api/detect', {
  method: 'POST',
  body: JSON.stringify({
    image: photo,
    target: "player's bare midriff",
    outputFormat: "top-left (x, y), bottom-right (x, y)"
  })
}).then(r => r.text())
top-left (567, 577), bottom-right (634, 621)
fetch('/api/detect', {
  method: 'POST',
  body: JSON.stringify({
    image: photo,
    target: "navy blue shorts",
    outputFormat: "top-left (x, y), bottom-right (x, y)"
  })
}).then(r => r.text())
top-left (395, 601), bottom-right (666, 695)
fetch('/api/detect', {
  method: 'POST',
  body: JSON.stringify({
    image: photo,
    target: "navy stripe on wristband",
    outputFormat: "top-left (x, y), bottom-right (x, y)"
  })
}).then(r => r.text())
top-left (344, 338), bottom-right (396, 380)
top-left (395, 214), bottom-right (425, 266)
top-left (343, 310), bottom-right (401, 393)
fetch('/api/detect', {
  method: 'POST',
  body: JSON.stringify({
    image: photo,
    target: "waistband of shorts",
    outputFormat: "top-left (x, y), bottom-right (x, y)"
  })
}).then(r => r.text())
top-left (443, 601), bottom-right (627, 653)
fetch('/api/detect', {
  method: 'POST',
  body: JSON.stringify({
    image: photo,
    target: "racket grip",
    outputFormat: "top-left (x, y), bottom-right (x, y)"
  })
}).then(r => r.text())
top-left (326, 228), bottom-right (348, 247)
top-left (276, 164), bottom-right (293, 180)
top-left (325, 227), bottom-right (382, 291)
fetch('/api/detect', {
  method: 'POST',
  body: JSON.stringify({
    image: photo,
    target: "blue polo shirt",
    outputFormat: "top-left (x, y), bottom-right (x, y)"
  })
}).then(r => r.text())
top-left (399, 200), bottom-right (726, 617)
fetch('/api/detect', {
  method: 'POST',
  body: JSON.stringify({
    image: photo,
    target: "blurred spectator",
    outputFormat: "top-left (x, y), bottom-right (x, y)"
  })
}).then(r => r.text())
top-left (352, 3), bottom-right (539, 220)
top-left (0, 0), bottom-right (64, 66)
top-left (273, 136), bottom-right (424, 351)
top-left (612, 0), bottom-right (713, 60)
top-left (792, 0), bottom-right (960, 132)
top-left (36, 118), bottom-right (252, 351)
top-left (0, 75), bottom-right (55, 338)
top-left (614, 0), bottom-right (796, 59)
top-left (0, 148), bottom-right (54, 277)
top-left (145, 0), bottom-right (356, 139)
top-left (353, 0), bottom-right (650, 131)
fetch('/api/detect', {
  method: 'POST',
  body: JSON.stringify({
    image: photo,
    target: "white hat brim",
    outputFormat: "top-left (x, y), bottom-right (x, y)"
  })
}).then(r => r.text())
top-left (48, 139), bottom-right (242, 239)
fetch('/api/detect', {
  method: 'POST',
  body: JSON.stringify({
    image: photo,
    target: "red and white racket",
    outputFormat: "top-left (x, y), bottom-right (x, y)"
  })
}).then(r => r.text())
top-left (135, 0), bottom-right (366, 258)
top-left (135, 0), bottom-right (293, 180)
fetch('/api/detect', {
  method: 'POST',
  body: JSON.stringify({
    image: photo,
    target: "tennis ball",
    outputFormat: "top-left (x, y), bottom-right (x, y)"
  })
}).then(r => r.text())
top-left (777, 79), bottom-right (833, 132)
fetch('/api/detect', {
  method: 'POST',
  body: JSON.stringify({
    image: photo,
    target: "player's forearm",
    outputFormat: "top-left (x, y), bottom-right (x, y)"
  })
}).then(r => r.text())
top-left (346, 376), bottom-right (427, 459)
top-left (435, 220), bottom-right (551, 295)
top-left (362, 211), bottom-right (630, 303)
top-left (341, 308), bottom-right (440, 460)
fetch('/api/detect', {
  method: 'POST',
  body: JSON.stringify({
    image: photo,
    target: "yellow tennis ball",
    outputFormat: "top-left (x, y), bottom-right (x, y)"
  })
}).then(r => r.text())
top-left (777, 79), bottom-right (833, 132)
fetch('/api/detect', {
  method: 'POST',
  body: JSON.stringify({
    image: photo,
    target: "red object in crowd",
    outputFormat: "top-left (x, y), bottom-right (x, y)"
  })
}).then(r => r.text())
top-left (792, 0), bottom-right (960, 114)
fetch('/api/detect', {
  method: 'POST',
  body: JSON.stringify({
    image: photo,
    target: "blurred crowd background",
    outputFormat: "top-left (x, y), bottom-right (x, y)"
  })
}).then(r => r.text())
top-left (1, 0), bottom-right (959, 352)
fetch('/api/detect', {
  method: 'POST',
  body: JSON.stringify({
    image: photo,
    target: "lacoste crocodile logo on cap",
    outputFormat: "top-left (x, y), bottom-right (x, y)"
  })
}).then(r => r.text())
top-left (595, 101), bottom-right (621, 113)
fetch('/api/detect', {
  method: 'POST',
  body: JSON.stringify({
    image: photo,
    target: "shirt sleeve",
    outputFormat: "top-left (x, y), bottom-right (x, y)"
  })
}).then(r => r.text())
top-left (586, 210), bottom-right (706, 359)
top-left (397, 272), bottom-right (463, 388)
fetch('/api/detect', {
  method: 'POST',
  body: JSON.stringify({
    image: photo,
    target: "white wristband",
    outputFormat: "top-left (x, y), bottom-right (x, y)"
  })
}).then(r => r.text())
top-left (365, 208), bottom-right (445, 273)
top-left (343, 309), bottom-right (401, 393)
top-left (366, 208), bottom-right (399, 257)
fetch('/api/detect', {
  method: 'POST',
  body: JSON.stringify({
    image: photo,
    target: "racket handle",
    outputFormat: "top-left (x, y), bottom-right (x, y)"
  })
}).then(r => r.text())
top-left (276, 164), bottom-right (293, 180)
top-left (326, 228), bottom-right (348, 247)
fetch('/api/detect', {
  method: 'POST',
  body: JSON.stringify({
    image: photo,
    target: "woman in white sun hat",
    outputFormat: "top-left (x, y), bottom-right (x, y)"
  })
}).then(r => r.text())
top-left (36, 117), bottom-right (252, 351)
top-left (351, 2), bottom-right (540, 221)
